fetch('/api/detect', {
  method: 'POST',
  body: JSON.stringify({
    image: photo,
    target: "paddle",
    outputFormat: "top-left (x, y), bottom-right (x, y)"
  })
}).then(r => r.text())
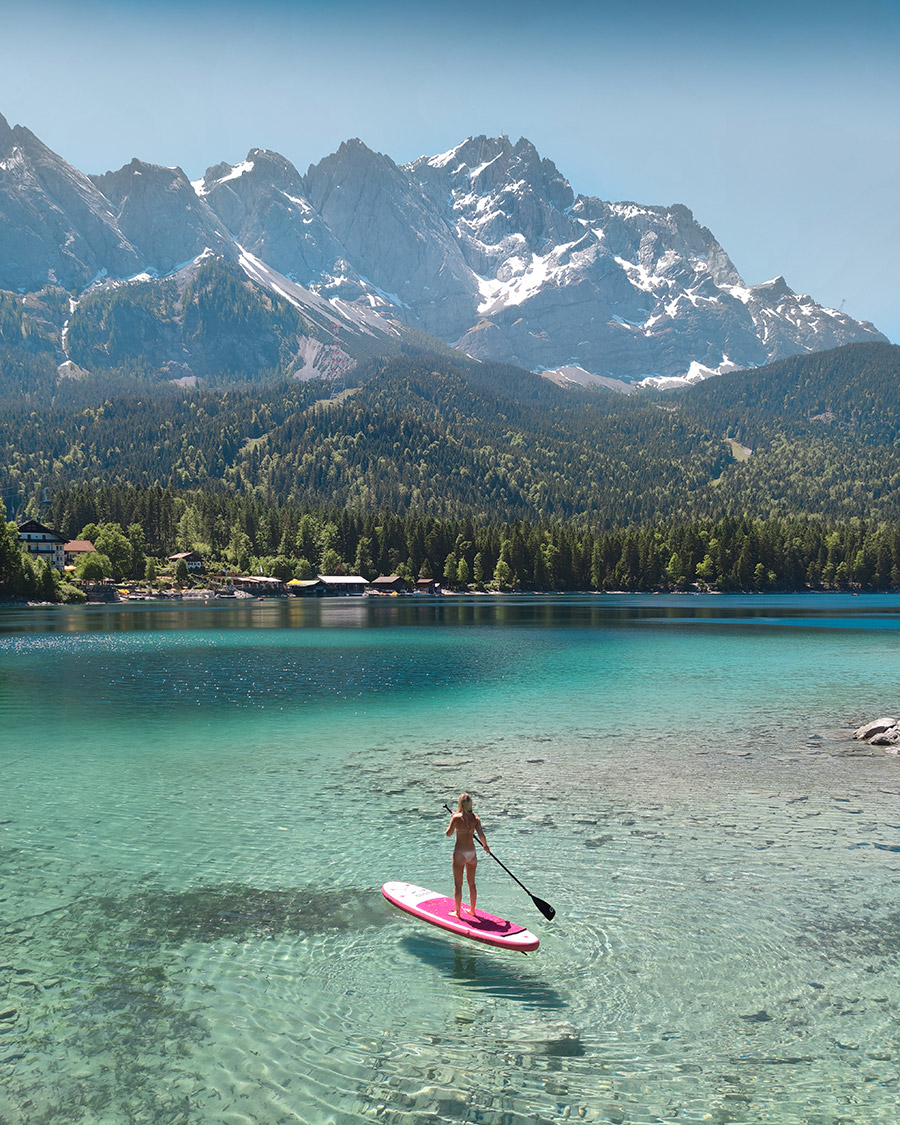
top-left (443, 803), bottom-right (556, 921)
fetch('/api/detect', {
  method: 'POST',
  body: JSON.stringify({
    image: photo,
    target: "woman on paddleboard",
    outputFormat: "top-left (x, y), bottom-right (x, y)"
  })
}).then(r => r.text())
top-left (446, 792), bottom-right (489, 918)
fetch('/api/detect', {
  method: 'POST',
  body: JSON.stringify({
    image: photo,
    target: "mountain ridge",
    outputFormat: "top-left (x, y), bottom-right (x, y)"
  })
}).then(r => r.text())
top-left (0, 111), bottom-right (885, 389)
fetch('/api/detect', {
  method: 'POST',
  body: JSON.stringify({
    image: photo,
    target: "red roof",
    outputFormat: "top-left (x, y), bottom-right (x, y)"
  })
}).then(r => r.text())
top-left (64, 540), bottom-right (96, 553)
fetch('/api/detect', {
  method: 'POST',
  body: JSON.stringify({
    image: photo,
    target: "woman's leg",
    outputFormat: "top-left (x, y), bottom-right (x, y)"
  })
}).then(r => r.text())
top-left (465, 859), bottom-right (477, 915)
top-left (452, 852), bottom-right (465, 916)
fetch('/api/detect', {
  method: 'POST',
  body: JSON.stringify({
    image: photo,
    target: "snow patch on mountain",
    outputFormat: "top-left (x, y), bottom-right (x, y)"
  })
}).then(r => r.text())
top-left (192, 159), bottom-right (255, 197)
top-left (542, 364), bottom-right (636, 393)
top-left (427, 142), bottom-right (469, 169)
top-left (236, 245), bottom-right (400, 342)
top-left (216, 159), bottom-right (255, 185)
top-left (639, 355), bottom-right (743, 390)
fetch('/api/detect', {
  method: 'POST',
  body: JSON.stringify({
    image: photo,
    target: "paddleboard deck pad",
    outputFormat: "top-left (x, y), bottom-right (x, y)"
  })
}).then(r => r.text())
top-left (382, 881), bottom-right (539, 952)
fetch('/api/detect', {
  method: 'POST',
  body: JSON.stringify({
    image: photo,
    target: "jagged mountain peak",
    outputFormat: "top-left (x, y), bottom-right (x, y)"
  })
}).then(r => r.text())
top-left (310, 136), bottom-right (397, 178)
top-left (418, 133), bottom-right (555, 168)
top-left (88, 157), bottom-right (234, 276)
top-left (304, 138), bottom-right (408, 204)
top-left (0, 110), bottom-right (141, 291)
top-left (91, 157), bottom-right (196, 207)
top-left (419, 134), bottom-right (513, 170)
top-left (2, 119), bottom-right (49, 159)
top-left (201, 159), bottom-right (234, 185)
top-left (336, 136), bottom-right (373, 154)
top-left (751, 275), bottom-right (793, 300)
top-left (301, 137), bottom-right (472, 316)
top-left (0, 111), bottom-right (15, 157)
top-left (410, 134), bottom-right (573, 206)
top-left (196, 148), bottom-right (303, 198)
top-left (245, 148), bottom-right (301, 179)
top-left (195, 147), bottom-right (352, 291)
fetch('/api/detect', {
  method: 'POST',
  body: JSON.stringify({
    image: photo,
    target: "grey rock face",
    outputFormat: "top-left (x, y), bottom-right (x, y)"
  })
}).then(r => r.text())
top-left (302, 139), bottom-right (476, 334)
top-left (869, 727), bottom-right (900, 746)
top-left (400, 138), bottom-right (884, 382)
top-left (0, 112), bottom-right (139, 291)
top-left (90, 159), bottom-right (234, 275)
top-left (196, 149), bottom-right (354, 292)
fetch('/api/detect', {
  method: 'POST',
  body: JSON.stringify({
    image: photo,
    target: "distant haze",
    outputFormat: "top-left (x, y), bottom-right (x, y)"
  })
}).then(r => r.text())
top-left (2, 0), bottom-right (898, 342)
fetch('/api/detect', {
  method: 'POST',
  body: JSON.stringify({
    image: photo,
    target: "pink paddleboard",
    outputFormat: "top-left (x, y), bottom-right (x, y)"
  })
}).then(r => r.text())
top-left (382, 881), bottom-right (540, 952)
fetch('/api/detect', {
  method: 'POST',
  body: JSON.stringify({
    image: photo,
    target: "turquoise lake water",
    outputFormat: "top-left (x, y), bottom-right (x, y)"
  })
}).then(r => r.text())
top-left (3, 593), bottom-right (900, 1124)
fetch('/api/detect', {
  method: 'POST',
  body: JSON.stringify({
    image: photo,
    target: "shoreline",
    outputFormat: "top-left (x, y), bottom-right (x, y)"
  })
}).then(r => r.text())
top-left (0, 587), bottom-right (889, 610)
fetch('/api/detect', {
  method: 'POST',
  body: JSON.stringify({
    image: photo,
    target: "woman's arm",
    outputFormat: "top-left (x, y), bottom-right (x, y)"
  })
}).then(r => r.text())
top-left (445, 813), bottom-right (460, 838)
top-left (475, 815), bottom-right (489, 853)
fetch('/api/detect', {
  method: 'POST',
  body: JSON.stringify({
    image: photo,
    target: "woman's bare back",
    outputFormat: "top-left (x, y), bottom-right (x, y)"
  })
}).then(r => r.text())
top-left (448, 811), bottom-right (482, 860)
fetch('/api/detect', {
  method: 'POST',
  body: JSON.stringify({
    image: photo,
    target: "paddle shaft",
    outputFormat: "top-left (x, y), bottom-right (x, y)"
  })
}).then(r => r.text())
top-left (443, 803), bottom-right (555, 920)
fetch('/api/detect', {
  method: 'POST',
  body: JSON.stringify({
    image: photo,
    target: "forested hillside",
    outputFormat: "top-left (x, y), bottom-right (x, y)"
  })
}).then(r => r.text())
top-left (676, 342), bottom-right (900, 521)
top-left (681, 342), bottom-right (900, 445)
top-left (64, 260), bottom-right (312, 381)
top-left (3, 339), bottom-right (900, 599)
top-left (3, 343), bottom-right (900, 530)
top-left (0, 258), bottom-right (408, 400)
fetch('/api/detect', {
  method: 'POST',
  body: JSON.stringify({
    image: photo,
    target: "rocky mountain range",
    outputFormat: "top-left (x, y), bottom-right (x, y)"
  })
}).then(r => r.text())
top-left (0, 111), bottom-right (886, 388)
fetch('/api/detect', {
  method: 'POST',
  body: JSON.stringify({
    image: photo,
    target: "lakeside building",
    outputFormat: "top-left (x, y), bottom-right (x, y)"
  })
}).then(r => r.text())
top-left (17, 519), bottom-right (66, 571)
top-left (316, 575), bottom-right (369, 596)
top-left (233, 576), bottom-right (287, 596)
top-left (287, 578), bottom-right (325, 597)
top-left (233, 575), bottom-right (369, 597)
top-left (369, 575), bottom-right (410, 594)
top-left (168, 550), bottom-right (204, 572)
top-left (63, 539), bottom-right (96, 567)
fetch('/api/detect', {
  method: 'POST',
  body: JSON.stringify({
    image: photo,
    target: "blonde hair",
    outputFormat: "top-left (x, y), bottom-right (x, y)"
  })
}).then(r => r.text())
top-left (458, 792), bottom-right (473, 814)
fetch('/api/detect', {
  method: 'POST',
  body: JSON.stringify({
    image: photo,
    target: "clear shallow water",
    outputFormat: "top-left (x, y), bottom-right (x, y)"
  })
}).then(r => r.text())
top-left (2, 593), bottom-right (900, 1123)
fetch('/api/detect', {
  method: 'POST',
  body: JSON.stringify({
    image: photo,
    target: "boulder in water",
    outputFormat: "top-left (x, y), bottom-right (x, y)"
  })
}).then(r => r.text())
top-left (853, 717), bottom-right (898, 741)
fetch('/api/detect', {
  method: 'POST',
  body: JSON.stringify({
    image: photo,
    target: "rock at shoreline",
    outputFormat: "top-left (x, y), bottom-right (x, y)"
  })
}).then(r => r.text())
top-left (853, 717), bottom-right (898, 741)
top-left (870, 728), bottom-right (900, 746)
top-left (852, 716), bottom-right (900, 749)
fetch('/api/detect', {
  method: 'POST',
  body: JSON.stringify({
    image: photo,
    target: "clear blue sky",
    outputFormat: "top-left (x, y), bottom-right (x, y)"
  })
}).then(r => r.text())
top-left (2, 0), bottom-right (898, 341)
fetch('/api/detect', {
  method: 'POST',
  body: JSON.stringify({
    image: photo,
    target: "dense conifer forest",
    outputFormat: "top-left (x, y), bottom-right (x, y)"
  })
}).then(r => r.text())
top-left (2, 339), bottom-right (899, 599)
top-left (3, 484), bottom-right (900, 601)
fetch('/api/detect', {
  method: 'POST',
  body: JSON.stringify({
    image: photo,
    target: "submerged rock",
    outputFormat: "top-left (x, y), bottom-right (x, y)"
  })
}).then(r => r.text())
top-left (740, 1009), bottom-right (774, 1022)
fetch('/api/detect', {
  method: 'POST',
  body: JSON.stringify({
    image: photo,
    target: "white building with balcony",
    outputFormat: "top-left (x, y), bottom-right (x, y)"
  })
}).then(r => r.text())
top-left (18, 519), bottom-right (66, 572)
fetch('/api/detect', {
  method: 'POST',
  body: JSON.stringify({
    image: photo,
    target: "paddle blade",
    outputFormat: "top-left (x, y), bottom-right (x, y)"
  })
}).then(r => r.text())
top-left (533, 896), bottom-right (555, 921)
